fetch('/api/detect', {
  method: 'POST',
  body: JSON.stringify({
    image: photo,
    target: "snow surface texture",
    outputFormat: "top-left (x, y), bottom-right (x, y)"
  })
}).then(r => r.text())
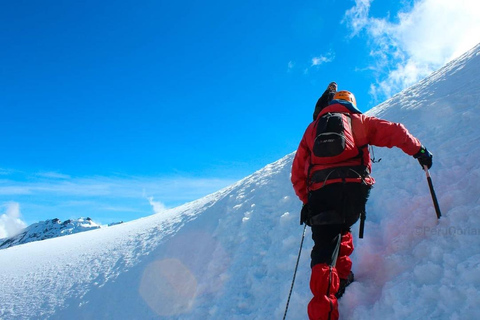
top-left (0, 218), bottom-right (102, 250)
top-left (1, 43), bottom-right (480, 319)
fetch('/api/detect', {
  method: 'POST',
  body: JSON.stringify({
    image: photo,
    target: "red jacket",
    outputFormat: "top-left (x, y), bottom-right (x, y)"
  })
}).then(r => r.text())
top-left (291, 103), bottom-right (422, 204)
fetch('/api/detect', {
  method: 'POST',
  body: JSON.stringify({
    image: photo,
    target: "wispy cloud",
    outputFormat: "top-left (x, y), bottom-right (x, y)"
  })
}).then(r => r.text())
top-left (146, 196), bottom-right (167, 214)
top-left (311, 52), bottom-right (335, 66)
top-left (344, 0), bottom-right (480, 102)
top-left (287, 61), bottom-right (295, 71)
top-left (0, 202), bottom-right (27, 239)
top-left (0, 168), bottom-right (15, 176)
top-left (290, 51), bottom-right (335, 74)
top-left (36, 171), bottom-right (71, 179)
top-left (305, 51), bottom-right (335, 74)
top-left (0, 172), bottom-right (237, 224)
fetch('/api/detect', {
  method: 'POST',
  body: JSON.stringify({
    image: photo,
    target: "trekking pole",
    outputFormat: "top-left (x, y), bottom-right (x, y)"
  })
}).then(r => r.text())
top-left (283, 224), bottom-right (307, 320)
top-left (423, 165), bottom-right (442, 219)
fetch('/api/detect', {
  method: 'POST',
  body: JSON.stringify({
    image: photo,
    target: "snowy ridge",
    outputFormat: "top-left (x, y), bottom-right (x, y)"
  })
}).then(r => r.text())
top-left (0, 157), bottom-right (303, 320)
top-left (345, 42), bottom-right (480, 319)
top-left (1, 43), bottom-right (480, 319)
top-left (0, 217), bottom-right (102, 250)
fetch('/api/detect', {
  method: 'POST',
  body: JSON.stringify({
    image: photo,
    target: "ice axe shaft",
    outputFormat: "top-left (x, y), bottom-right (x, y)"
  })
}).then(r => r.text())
top-left (423, 165), bottom-right (441, 219)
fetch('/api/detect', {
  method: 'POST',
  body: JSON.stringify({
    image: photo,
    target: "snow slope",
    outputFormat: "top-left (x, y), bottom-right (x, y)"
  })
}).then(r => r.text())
top-left (1, 43), bottom-right (480, 320)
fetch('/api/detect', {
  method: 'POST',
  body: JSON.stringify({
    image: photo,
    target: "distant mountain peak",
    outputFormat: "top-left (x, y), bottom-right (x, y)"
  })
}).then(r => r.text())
top-left (0, 217), bottom-right (102, 250)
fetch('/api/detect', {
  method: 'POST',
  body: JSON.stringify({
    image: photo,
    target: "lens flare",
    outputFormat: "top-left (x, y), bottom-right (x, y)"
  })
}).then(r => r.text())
top-left (139, 258), bottom-right (197, 316)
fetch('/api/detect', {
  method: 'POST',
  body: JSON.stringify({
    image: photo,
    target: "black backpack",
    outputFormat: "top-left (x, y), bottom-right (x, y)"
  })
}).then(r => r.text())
top-left (313, 112), bottom-right (359, 163)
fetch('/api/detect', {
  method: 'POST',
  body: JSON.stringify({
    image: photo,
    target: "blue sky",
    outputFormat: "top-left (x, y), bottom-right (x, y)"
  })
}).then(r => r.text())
top-left (1, 0), bottom-right (479, 233)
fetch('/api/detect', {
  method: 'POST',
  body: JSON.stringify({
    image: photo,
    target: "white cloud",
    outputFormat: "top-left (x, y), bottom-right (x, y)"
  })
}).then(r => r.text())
top-left (291, 51), bottom-right (334, 74)
top-left (0, 173), bottom-right (236, 224)
top-left (36, 172), bottom-right (71, 179)
top-left (147, 196), bottom-right (167, 214)
top-left (0, 168), bottom-right (15, 175)
top-left (0, 175), bottom-right (235, 200)
top-left (344, 0), bottom-right (480, 101)
top-left (311, 51), bottom-right (335, 67)
top-left (301, 51), bottom-right (335, 74)
top-left (0, 202), bottom-right (27, 239)
top-left (312, 56), bottom-right (329, 66)
top-left (344, 0), bottom-right (371, 37)
top-left (0, 186), bottom-right (32, 195)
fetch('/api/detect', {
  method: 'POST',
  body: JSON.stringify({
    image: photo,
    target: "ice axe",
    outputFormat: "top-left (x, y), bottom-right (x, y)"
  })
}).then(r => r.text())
top-left (423, 165), bottom-right (441, 219)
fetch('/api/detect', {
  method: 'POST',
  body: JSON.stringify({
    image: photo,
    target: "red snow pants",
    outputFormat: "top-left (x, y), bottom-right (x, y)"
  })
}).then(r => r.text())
top-left (308, 263), bottom-right (339, 320)
top-left (306, 183), bottom-right (369, 319)
top-left (308, 232), bottom-right (354, 320)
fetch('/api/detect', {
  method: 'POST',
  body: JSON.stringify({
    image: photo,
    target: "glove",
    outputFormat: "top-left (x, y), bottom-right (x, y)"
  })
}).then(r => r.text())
top-left (413, 146), bottom-right (433, 169)
top-left (327, 82), bottom-right (337, 92)
top-left (300, 203), bottom-right (311, 226)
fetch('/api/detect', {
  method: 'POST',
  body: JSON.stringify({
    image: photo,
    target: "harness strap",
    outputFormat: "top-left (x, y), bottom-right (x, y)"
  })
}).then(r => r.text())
top-left (310, 165), bottom-right (370, 185)
top-left (308, 210), bottom-right (344, 226)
